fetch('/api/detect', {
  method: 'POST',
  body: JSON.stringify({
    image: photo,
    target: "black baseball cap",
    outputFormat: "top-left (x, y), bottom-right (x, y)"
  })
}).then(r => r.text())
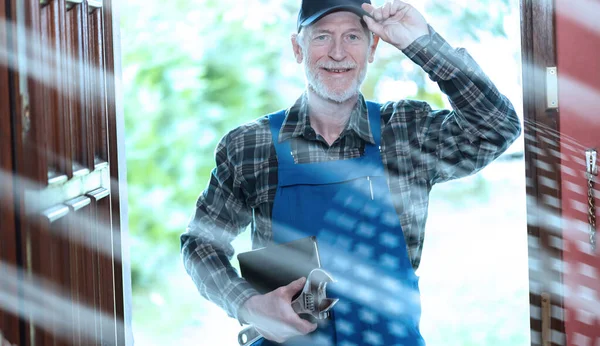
top-left (297, 0), bottom-right (372, 32)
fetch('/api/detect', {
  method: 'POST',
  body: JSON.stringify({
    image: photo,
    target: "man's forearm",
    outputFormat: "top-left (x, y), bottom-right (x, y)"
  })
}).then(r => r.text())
top-left (403, 25), bottom-right (521, 143)
top-left (181, 232), bottom-right (260, 322)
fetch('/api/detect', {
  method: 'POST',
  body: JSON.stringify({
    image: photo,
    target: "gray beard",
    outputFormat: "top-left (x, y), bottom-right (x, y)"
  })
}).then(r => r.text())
top-left (304, 63), bottom-right (368, 104)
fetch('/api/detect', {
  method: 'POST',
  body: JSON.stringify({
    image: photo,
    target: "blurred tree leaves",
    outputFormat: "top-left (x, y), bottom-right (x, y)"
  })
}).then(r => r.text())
top-left (425, 0), bottom-right (511, 40)
top-left (121, 0), bottom-right (291, 294)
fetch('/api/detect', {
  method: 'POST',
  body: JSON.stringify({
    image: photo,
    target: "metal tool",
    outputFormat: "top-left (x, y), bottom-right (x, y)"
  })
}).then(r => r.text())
top-left (238, 268), bottom-right (339, 346)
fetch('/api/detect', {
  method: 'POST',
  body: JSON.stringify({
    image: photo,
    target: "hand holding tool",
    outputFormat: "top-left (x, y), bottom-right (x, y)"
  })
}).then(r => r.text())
top-left (238, 268), bottom-right (338, 346)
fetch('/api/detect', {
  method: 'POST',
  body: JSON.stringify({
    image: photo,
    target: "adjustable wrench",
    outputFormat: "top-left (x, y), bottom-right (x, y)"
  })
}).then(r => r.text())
top-left (237, 268), bottom-right (339, 346)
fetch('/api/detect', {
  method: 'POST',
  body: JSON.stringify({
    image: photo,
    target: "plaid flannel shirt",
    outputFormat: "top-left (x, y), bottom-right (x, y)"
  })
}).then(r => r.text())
top-left (180, 27), bottom-right (521, 322)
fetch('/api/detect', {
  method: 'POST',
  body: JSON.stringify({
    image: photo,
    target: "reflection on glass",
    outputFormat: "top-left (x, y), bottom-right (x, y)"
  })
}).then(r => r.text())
top-left (120, 0), bottom-right (529, 345)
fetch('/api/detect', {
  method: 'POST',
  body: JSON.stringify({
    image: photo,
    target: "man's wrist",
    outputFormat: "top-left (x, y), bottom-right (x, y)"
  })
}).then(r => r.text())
top-left (237, 294), bottom-right (258, 326)
top-left (238, 305), bottom-right (250, 325)
top-left (397, 33), bottom-right (431, 52)
top-left (401, 25), bottom-right (434, 57)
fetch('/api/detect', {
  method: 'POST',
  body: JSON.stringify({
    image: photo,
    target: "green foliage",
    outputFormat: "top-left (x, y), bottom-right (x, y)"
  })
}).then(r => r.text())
top-left (121, 0), bottom-right (290, 294)
top-left (426, 0), bottom-right (511, 40)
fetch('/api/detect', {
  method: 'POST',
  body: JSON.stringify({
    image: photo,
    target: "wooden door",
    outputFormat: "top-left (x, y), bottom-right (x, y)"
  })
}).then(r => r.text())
top-left (521, 0), bottom-right (568, 344)
top-left (522, 0), bottom-right (600, 345)
top-left (0, 0), bottom-right (129, 345)
top-left (555, 0), bottom-right (600, 343)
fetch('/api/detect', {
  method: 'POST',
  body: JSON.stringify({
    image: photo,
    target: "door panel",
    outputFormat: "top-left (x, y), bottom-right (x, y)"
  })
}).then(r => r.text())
top-left (1, 1), bottom-right (22, 345)
top-left (521, 0), bottom-right (567, 345)
top-left (522, 0), bottom-right (600, 345)
top-left (87, 187), bottom-right (118, 345)
top-left (556, 0), bottom-right (600, 344)
top-left (0, 0), bottom-right (128, 345)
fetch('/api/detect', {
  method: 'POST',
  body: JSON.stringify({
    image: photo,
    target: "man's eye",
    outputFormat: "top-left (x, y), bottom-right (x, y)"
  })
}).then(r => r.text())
top-left (346, 34), bottom-right (362, 42)
top-left (315, 35), bottom-right (327, 41)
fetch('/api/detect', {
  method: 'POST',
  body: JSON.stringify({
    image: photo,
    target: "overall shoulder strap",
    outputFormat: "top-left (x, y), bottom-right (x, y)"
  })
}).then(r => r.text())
top-left (268, 110), bottom-right (294, 165)
top-left (366, 100), bottom-right (382, 148)
top-left (268, 109), bottom-right (287, 136)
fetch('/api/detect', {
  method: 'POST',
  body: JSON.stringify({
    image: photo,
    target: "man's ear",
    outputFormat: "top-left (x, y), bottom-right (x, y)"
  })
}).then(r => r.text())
top-left (368, 35), bottom-right (380, 63)
top-left (291, 33), bottom-right (304, 64)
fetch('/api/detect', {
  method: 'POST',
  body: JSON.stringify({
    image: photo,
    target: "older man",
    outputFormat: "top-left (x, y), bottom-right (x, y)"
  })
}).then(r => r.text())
top-left (181, 0), bottom-right (521, 345)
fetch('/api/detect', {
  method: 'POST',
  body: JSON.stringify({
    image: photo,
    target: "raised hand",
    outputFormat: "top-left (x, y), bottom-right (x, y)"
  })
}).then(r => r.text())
top-left (239, 277), bottom-right (317, 343)
top-left (361, 0), bottom-right (429, 50)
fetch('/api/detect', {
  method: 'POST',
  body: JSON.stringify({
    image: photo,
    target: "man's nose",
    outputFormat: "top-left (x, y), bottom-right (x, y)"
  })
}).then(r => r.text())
top-left (328, 40), bottom-right (347, 61)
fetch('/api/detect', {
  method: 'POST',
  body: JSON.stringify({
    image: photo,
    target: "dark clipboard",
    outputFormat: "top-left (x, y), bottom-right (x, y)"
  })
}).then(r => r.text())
top-left (237, 236), bottom-right (321, 295)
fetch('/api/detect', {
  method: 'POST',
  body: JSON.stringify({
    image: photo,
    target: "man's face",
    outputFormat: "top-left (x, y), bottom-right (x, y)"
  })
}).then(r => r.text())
top-left (293, 11), bottom-right (377, 103)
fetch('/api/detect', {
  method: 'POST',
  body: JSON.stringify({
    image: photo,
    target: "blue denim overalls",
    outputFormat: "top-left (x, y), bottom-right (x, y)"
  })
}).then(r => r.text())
top-left (252, 101), bottom-right (425, 346)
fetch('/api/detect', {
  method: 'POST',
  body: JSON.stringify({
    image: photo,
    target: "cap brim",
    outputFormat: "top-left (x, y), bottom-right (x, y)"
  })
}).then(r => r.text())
top-left (298, 5), bottom-right (372, 32)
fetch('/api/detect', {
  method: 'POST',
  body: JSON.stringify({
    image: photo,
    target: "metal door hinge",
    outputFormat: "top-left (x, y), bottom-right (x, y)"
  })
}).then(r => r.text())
top-left (546, 67), bottom-right (559, 109)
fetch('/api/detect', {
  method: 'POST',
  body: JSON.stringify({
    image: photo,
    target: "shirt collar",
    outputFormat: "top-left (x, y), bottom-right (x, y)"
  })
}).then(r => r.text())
top-left (278, 93), bottom-right (375, 145)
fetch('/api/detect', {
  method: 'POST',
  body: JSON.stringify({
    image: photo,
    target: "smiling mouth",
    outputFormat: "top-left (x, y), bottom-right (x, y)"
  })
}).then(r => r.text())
top-left (323, 68), bottom-right (352, 73)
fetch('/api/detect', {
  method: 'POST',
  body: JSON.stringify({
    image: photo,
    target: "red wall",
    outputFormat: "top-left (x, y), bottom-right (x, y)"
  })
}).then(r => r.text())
top-left (556, 0), bottom-right (600, 344)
